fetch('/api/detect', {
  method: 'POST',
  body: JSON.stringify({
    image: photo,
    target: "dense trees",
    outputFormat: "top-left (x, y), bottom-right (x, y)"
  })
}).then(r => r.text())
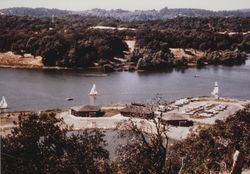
top-left (148, 17), bottom-right (250, 32)
top-left (130, 49), bottom-right (174, 70)
top-left (0, 15), bottom-right (129, 67)
top-left (0, 15), bottom-right (249, 70)
top-left (1, 112), bottom-right (110, 174)
top-left (135, 28), bottom-right (250, 52)
top-left (115, 118), bottom-right (169, 174)
top-left (167, 105), bottom-right (250, 174)
top-left (134, 17), bottom-right (250, 56)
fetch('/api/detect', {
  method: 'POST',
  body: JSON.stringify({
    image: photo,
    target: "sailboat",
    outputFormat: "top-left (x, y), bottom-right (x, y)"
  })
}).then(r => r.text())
top-left (0, 96), bottom-right (8, 109)
top-left (194, 74), bottom-right (200, 78)
top-left (89, 84), bottom-right (98, 96)
top-left (211, 82), bottom-right (219, 99)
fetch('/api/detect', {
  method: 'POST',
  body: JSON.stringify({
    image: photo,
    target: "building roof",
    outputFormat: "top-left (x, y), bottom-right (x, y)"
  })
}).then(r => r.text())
top-left (120, 105), bottom-right (153, 114)
top-left (163, 113), bottom-right (187, 121)
top-left (73, 105), bottom-right (101, 112)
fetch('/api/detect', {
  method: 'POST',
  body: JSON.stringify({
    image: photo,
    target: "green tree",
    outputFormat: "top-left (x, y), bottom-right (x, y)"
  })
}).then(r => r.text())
top-left (114, 116), bottom-right (169, 174)
top-left (167, 105), bottom-right (250, 174)
top-left (1, 112), bottom-right (110, 174)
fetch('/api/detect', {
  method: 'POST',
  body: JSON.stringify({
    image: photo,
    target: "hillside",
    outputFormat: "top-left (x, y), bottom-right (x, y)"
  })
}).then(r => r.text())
top-left (0, 15), bottom-right (249, 71)
top-left (1, 7), bottom-right (250, 21)
top-left (0, 7), bottom-right (71, 17)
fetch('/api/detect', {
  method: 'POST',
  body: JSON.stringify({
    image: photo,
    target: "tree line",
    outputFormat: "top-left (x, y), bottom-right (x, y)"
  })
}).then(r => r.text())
top-left (0, 15), bottom-right (128, 67)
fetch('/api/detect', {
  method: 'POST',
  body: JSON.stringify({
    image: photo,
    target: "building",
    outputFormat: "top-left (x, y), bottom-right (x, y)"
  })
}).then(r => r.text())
top-left (163, 113), bottom-right (193, 127)
top-left (174, 98), bottom-right (190, 107)
top-left (70, 105), bottom-right (105, 117)
top-left (120, 105), bottom-right (154, 119)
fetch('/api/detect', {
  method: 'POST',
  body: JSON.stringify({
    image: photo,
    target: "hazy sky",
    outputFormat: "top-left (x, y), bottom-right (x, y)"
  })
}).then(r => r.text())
top-left (1, 0), bottom-right (250, 11)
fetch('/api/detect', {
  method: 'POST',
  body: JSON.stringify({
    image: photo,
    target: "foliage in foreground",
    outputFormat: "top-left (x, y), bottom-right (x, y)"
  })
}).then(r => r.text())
top-left (167, 105), bottom-right (250, 174)
top-left (1, 105), bottom-right (250, 174)
top-left (1, 113), bottom-right (110, 174)
top-left (114, 118), bottom-right (169, 174)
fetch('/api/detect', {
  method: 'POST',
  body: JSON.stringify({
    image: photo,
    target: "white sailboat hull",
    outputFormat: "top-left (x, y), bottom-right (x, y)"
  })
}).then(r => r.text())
top-left (0, 96), bottom-right (8, 109)
top-left (211, 82), bottom-right (219, 98)
top-left (89, 92), bottom-right (98, 96)
top-left (211, 87), bottom-right (219, 95)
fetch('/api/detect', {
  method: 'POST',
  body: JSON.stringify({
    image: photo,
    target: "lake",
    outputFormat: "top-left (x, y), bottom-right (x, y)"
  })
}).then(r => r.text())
top-left (0, 55), bottom-right (250, 111)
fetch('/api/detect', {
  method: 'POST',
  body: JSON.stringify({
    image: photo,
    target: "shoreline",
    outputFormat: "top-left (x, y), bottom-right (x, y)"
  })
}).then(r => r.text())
top-left (1, 96), bottom-right (250, 139)
top-left (0, 59), bottom-right (247, 73)
top-left (0, 51), bottom-right (248, 73)
top-left (0, 64), bottom-right (109, 77)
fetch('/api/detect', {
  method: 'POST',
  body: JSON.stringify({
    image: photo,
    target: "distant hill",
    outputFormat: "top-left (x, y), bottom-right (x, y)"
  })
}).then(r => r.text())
top-left (1, 7), bottom-right (250, 20)
top-left (0, 7), bottom-right (71, 17)
top-left (80, 8), bottom-right (250, 21)
top-left (238, 8), bottom-right (250, 12)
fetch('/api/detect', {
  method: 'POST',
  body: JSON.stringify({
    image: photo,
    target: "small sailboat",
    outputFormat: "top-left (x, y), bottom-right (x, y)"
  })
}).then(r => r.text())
top-left (211, 82), bottom-right (219, 99)
top-left (194, 74), bottom-right (200, 78)
top-left (0, 96), bottom-right (8, 109)
top-left (89, 84), bottom-right (98, 96)
top-left (65, 97), bottom-right (74, 101)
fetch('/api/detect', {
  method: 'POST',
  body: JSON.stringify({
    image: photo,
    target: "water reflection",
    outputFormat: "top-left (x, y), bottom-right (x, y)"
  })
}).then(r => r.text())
top-left (89, 96), bottom-right (97, 105)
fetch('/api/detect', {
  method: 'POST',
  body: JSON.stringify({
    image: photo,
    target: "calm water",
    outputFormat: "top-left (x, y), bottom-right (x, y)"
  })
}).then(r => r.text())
top-left (1, 56), bottom-right (250, 111)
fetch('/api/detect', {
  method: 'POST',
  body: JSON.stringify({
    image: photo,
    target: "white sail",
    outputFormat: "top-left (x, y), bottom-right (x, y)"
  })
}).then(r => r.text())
top-left (89, 84), bottom-right (98, 96)
top-left (213, 86), bottom-right (219, 94)
top-left (211, 82), bottom-right (219, 98)
top-left (0, 96), bottom-right (8, 109)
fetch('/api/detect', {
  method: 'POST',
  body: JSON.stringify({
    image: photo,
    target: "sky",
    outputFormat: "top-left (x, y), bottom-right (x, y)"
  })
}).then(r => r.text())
top-left (0, 0), bottom-right (250, 11)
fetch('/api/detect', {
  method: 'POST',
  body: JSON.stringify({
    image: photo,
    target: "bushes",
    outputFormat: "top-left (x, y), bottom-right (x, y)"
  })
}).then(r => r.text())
top-left (167, 105), bottom-right (250, 173)
top-left (2, 106), bottom-right (250, 173)
top-left (133, 49), bottom-right (174, 70)
top-left (1, 113), bottom-right (110, 174)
